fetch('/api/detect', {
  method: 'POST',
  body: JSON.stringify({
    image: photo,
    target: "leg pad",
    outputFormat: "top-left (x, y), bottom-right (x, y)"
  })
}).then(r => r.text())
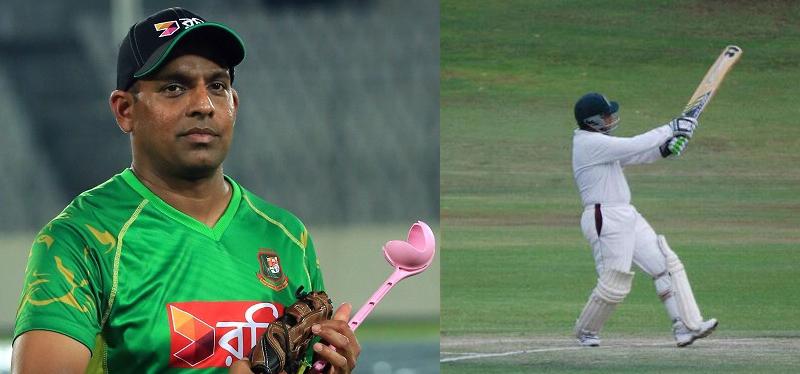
top-left (658, 235), bottom-right (704, 330)
top-left (574, 269), bottom-right (634, 337)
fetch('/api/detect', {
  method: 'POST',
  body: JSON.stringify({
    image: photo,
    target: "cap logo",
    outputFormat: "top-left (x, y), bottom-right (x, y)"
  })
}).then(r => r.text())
top-left (154, 21), bottom-right (180, 37)
top-left (179, 17), bottom-right (205, 29)
top-left (154, 18), bottom-right (204, 38)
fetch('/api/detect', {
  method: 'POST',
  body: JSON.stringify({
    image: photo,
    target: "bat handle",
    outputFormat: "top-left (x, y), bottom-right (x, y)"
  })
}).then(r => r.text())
top-left (311, 269), bottom-right (407, 372)
top-left (682, 111), bottom-right (702, 120)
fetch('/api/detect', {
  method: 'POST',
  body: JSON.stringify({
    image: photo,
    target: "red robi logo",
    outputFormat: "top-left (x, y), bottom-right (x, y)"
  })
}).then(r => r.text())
top-left (167, 301), bottom-right (284, 368)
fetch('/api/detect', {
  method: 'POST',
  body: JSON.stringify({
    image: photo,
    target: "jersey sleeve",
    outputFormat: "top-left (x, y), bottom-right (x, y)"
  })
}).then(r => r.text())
top-left (584, 125), bottom-right (672, 166)
top-left (304, 232), bottom-right (325, 292)
top-left (14, 221), bottom-right (104, 351)
top-left (619, 146), bottom-right (664, 166)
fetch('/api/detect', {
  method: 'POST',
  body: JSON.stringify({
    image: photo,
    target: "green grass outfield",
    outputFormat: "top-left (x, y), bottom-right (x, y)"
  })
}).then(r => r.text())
top-left (441, 0), bottom-right (800, 372)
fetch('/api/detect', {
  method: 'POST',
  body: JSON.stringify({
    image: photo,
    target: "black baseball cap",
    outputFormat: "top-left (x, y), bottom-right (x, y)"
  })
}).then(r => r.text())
top-left (116, 7), bottom-right (245, 90)
top-left (574, 92), bottom-right (619, 125)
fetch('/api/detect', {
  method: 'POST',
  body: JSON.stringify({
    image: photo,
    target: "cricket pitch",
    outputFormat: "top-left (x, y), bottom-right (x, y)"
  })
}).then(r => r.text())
top-left (442, 334), bottom-right (800, 373)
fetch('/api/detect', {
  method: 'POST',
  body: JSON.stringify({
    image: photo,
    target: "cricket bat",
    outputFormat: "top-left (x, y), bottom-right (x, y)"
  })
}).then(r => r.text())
top-left (682, 45), bottom-right (742, 119)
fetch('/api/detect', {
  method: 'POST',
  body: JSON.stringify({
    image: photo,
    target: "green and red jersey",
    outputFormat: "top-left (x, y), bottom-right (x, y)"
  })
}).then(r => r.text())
top-left (15, 168), bottom-right (324, 373)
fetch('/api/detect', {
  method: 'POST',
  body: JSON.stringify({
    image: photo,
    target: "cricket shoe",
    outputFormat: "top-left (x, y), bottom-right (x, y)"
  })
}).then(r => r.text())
top-left (673, 318), bottom-right (718, 347)
top-left (577, 333), bottom-right (600, 347)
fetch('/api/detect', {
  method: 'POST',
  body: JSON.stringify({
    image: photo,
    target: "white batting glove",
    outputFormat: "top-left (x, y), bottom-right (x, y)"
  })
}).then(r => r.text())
top-left (669, 116), bottom-right (698, 139)
top-left (660, 136), bottom-right (689, 158)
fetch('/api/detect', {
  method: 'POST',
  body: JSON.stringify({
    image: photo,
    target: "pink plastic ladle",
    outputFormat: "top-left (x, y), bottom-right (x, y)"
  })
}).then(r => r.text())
top-left (311, 220), bottom-right (436, 372)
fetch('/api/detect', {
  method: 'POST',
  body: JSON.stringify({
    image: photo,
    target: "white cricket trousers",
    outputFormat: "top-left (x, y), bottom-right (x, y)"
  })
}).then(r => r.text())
top-left (580, 204), bottom-right (668, 277)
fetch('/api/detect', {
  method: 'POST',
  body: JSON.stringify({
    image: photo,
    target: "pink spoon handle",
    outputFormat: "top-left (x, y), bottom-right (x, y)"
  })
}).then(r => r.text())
top-left (349, 269), bottom-right (408, 330)
top-left (311, 269), bottom-right (409, 372)
top-left (311, 221), bottom-right (435, 373)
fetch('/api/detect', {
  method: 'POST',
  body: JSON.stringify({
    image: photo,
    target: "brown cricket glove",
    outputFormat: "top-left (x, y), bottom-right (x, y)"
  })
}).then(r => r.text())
top-left (250, 287), bottom-right (333, 374)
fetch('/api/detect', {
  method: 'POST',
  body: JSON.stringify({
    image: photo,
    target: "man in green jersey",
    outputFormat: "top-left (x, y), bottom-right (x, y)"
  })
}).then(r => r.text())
top-left (12, 7), bottom-right (359, 373)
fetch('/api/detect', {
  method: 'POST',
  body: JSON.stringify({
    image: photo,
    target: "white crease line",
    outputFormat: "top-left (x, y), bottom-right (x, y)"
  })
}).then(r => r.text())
top-left (441, 352), bottom-right (489, 356)
top-left (441, 347), bottom-right (584, 362)
top-left (440, 338), bottom-right (796, 363)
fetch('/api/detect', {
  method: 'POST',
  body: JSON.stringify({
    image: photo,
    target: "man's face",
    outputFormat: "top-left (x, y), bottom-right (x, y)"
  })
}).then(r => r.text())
top-left (129, 53), bottom-right (238, 179)
top-left (601, 112), bottom-right (620, 133)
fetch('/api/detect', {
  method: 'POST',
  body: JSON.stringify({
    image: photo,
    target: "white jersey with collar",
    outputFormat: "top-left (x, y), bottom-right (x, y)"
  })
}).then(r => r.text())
top-left (572, 124), bottom-right (672, 207)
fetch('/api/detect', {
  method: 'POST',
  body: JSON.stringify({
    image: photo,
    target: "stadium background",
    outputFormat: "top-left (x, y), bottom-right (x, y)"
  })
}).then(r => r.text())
top-left (0, 0), bottom-right (439, 372)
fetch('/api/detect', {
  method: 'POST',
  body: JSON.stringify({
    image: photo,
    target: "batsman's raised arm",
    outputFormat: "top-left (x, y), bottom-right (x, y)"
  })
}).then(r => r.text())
top-left (574, 125), bottom-right (671, 167)
top-left (573, 93), bottom-right (699, 167)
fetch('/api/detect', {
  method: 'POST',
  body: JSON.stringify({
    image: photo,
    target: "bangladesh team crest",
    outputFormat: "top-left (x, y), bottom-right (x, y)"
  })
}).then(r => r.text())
top-left (257, 250), bottom-right (288, 291)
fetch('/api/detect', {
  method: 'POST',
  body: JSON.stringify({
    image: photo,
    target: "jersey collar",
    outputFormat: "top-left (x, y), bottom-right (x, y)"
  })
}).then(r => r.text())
top-left (120, 168), bottom-right (241, 241)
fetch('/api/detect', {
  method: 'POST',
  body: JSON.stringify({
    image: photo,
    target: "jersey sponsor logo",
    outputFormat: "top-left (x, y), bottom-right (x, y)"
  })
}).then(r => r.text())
top-left (153, 17), bottom-right (205, 38)
top-left (167, 301), bottom-right (284, 368)
top-left (257, 250), bottom-right (289, 291)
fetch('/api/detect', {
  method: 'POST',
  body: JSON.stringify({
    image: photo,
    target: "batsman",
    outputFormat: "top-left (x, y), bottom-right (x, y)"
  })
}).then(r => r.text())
top-left (571, 92), bottom-right (718, 347)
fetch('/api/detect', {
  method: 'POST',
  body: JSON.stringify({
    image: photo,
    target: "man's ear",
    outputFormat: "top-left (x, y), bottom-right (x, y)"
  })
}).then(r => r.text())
top-left (231, 87), bottom-right (239, 123)
top-left (109, 90), bottom-right (136, 133)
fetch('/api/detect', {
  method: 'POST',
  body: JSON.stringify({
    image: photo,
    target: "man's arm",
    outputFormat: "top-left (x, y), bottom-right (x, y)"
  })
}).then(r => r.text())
top-left (12, 331), bottom-right (90, 373)
top-left (583, 117), bottom-right (697, 166)
top-left (13, 221), bottom-right (104, 372)
top-left (619, 118), bottom-right (696, 166)
top-left (583, 125), bottom-right (673, 165)
top-left (619, 145), bottom-right (665, 166)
